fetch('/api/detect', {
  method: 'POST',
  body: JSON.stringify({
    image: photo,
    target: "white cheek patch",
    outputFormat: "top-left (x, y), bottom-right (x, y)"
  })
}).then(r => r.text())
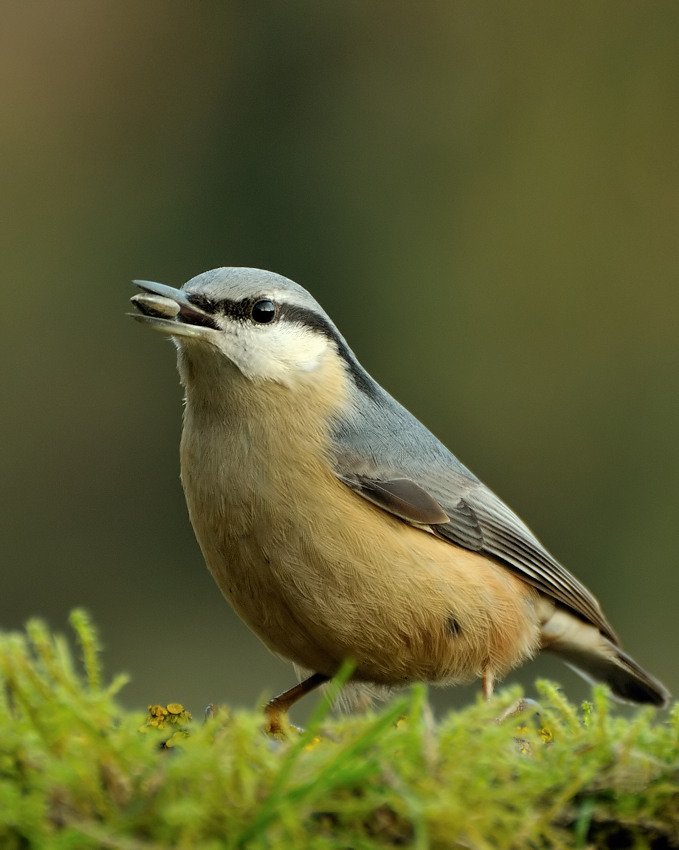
top-left (284, 326), bottom-right (329, 372)
top-left (220, 321), bottom-right (329, 383)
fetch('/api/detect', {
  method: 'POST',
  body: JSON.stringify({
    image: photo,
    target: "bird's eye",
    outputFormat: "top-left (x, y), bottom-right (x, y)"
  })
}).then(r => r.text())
top-left (251, 299), bottom-right (277, 324)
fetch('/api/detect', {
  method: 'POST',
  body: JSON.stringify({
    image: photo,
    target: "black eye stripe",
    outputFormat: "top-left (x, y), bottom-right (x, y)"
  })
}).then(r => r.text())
top-left (185, 293), bottom-right (217, 314)
top-left (186, 294), bottom-right (273, 322)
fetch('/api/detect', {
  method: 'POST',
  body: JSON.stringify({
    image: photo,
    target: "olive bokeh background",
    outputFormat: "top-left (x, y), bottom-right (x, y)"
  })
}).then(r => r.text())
top-left (3, 3), bottom-right (678, 718)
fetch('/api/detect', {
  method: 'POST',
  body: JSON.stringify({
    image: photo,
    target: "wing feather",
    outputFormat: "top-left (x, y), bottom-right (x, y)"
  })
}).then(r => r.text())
top-left (330, 391), bottom-right (619, 646)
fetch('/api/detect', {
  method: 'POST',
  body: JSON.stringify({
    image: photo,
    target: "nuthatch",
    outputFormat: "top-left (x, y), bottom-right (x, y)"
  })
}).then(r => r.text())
top-left (130, 267), bottom-right (670, 731)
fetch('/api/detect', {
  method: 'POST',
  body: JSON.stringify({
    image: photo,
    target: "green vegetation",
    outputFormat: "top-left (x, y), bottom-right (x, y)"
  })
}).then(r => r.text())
top-left (1, 612), bottom-right (677, 849)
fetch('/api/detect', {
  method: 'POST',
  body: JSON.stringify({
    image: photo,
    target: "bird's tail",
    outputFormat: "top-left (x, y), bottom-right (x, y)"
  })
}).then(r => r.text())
top-left (540, 607), bottom-right (670, 708)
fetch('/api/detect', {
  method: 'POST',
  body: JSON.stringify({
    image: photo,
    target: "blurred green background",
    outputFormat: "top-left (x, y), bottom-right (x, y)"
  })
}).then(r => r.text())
top-left (2, 2), bottom-right (678, 718)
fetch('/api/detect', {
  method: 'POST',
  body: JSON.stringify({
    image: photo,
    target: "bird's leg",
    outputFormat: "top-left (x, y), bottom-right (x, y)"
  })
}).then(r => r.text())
top-left (263, 672), bottom-right (330, 737)
top-left (482, 668), bottom-right (495, 701)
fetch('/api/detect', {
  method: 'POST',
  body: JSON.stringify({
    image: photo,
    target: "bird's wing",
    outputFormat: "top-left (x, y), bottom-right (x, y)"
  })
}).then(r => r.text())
top-left (329, 392), bottom-right (619, 645)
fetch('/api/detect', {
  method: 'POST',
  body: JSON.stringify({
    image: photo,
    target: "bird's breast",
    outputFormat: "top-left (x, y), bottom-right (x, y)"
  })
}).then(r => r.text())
top-left (177, 362), bottom-right (541, 683)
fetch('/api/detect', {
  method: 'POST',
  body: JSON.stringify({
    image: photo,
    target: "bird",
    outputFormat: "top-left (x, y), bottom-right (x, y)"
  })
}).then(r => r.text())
top-left (129, 267), bottom-right (670, 733)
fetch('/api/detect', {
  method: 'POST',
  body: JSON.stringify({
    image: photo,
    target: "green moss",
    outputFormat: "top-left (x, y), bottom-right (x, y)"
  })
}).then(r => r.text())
top-left (1, 612), bottom-right (677, 849)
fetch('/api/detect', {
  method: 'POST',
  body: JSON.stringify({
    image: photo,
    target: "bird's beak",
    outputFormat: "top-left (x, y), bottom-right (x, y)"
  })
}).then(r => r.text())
top-left (129, 280), bottom-right (218, 338)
